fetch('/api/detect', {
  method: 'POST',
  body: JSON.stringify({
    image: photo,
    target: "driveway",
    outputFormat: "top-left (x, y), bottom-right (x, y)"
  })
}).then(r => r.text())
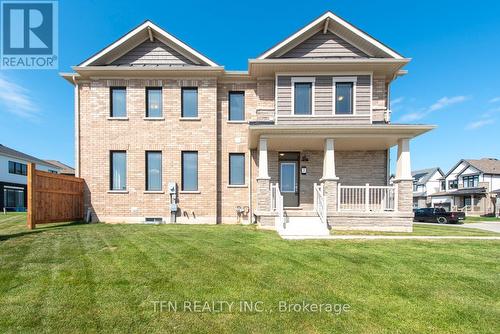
top-left (414, 222), bottom-right (500, 233)
top-left (461, 222), bottom-right (500, 233)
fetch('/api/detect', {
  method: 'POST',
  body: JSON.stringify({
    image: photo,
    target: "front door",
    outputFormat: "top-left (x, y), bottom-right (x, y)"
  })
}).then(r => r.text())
top-left (279, 153), bottom-right (299, 207)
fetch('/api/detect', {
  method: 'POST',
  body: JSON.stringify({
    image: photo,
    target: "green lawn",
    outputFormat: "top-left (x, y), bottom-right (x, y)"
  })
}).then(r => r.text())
top-left (1, 214), bottom-right (499, 333)
top-left (332, 223), bottom-right (500, 236)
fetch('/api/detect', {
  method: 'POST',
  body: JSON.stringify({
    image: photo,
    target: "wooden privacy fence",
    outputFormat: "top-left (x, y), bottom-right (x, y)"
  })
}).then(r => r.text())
top-left (27, 163), bottom-right (84, 229)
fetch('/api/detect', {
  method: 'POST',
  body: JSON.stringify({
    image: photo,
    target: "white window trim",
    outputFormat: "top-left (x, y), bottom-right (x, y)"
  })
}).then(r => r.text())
top-left (332, 76), bottom-right (357, 116)
top-left (291, 77), bottom-right (315, 116)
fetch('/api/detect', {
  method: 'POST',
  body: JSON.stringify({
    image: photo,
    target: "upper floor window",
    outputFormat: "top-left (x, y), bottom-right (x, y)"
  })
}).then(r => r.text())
top-left (110, 151), bottom-right (126, 190)
top-left (292, 78), bottom-right (314, 115)
top-left (448, 179), bottom-right (458, 190)
top-left (229, 91), bottom-right (245, 121)
top-left (182, 151), bottom-right (198, 191)
top-left (48, 170), bottom-right (58, 174)
top-left (462, 175), bottom-right (479, 188)
top-left (8, 161), bottom-right (27, 176)
top-left (146, 151), bottom-right (162, 191)
top-left (440, 180), bottom-right (446, 191)
top-left (333, 77), bottom-right (356, 115)
top-left (413, 183), bottom-right (418, 192)
top-left (146, 87), bottom-right (162, 118)
top-left (229, 153), bottom-right (245, 185)
top-left (182, 87), bottom-right (198, 118)
top-left (110, 87), bottom-right (126, 117)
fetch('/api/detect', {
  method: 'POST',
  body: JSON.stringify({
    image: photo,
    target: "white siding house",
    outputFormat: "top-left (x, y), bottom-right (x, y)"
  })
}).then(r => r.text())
top-left (412, 167), bottom-right (444, 209)
top-left (430, 158), bottom-right (500, 215)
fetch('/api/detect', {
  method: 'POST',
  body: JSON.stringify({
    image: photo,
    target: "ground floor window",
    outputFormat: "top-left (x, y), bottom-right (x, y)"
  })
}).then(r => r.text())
top-left (182, 151), bottom-right (198, 191)
top-left (229, 153), bottom-right (245, 185)
top-left (3, 187), bottom-right (25, 209)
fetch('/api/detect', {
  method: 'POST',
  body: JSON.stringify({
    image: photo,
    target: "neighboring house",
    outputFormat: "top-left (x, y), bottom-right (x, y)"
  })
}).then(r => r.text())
top-left (412, 167), bottom-right (444, 209)
top-left (61, 11), bottom-right (433, 232)
top-left (430, 158), bottom-right (500, 215)
top-left (44, 160), bottom-right (75, 176)
top-left (0, 144), bottom-right (62, 211)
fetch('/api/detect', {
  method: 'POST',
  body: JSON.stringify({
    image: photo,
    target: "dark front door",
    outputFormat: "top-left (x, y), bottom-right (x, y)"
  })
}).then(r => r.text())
top-left (279, 152), bottom-right (299, 207)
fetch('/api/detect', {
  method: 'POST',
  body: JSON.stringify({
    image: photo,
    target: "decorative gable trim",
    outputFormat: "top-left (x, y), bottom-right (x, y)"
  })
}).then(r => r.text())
top-left (79, 20), bottom-right (218, 67)
top-left (257, 11), bottom-right (403, 60)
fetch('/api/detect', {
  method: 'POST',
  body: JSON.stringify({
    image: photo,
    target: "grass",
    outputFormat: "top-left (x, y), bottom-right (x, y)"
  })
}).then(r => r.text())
top-left (1, 213), bottom-right (499, 333)
top-left (464, 216), bottom-right (500, 223)
top-left (332, 223), bottom-right (500, 236)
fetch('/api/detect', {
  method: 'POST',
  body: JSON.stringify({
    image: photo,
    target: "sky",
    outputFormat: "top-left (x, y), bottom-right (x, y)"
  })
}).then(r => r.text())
top-left (0, 0), bottom-right (499, 173)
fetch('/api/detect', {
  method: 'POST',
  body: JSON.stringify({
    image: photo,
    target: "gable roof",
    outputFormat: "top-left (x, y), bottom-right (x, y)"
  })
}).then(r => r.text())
top-left (79, 20), bottom-right (218, 67)
top-left (412, 167), bottom-right (443, 185)
top-left (44, 160), bottom-right (75, 175)
top-left (257, 11), bottom-right (404, 60)
top-left (0, 144), bottom-right (60, 169)
top-left (465, 158), bottom-right (500, 175)
top-left (444, 158), bottom-right (500, 177)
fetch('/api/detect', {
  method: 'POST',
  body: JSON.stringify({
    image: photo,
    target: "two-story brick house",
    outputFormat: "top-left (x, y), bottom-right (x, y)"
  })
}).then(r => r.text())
top-left (61, 12), bottom-right (433, 234)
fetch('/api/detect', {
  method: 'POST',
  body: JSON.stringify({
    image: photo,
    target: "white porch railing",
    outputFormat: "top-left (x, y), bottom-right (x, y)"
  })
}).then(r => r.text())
top-left (271, 183), bottom-right (284, 228)
top-left (338, 183), bottom-right (396, 212)
top-left (313, 183), bottom-right (327, 224)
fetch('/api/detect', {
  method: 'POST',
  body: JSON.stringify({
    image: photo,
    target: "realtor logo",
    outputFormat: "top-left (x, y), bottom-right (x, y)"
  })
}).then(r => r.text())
top-left (1, 0), bottom-right (58, 69)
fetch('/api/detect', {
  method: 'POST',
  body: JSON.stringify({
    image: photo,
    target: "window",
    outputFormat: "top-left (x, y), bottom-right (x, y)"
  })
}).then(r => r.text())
top-left (181, 87), bottom-right (198, 118)
top-left (448, 179), bottom-right (458, 189)
top-left (413, 183), bottom-right (418, 191)
top-left (182, 151), bottom-right (198, 191)
top-left (462, 175), bottom-right (479, 188)
top-left (110, 151), bottom-right (126, 190)
top-left (146, 88), bottom-right (162, 118)
top-left (8, 161), bottom-right (27, 176)
top-left (3, 187), bottom-right (24, 209)
top-left (335, 82), bottom-right (354, 114)
top-left (48, 170), bottom-right (58, 174)
top-left (110, 87), bottom-right (126, 117)
top-left (440, 180), bottom-right (446, 191)
top-left (229, 91), bottom-right (245, 121)
top-left (229, 153), bottom-right (245, 185)
top-left (293, 82), bottom-right (312, 115)
top-left (146, 151), bottom-right (162, 191)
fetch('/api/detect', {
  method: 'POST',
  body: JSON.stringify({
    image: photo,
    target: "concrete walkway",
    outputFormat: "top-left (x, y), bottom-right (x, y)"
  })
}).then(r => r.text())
top-left (282, 235), bottom-right (500, 240)
top-left (414, 222), bottom-right (500, 233)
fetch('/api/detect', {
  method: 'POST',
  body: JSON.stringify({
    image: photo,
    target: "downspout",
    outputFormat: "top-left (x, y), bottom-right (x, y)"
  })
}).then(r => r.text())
top-left (72, 75), bottom-right (80, 177)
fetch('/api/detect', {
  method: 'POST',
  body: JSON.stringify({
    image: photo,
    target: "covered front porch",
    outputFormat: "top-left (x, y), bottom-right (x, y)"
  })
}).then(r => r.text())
top-left (249, 124), bottom-right (432, 232)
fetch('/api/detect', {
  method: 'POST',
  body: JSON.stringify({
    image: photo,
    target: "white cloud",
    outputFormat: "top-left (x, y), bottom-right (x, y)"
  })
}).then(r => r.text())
top-left (465, 119), bottom-right (494, 130)
top-left (398, 95), bottom-right (469, 122)
top-left (489, 97), bottom-right (500, 103)
top-left (0, 75), bottom-right (39, 119)
top-left (391, 97), bottom-right (404, 106)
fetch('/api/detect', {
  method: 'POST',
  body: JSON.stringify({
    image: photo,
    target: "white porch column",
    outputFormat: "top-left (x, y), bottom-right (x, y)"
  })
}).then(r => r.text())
top-left (257, 137), bottom-right (270, 180)
top-left (393, 138), bottom-right (413, 213)
top-left (321, 138), bottom-right (339, 181)
top-left (395, 138), bottom-right (412, 181)
top-left (321, 138), bottom-right (339, 215)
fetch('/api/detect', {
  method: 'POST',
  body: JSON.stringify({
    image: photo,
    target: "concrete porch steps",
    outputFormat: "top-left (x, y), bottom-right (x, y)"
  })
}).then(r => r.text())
top-left (277, 216), bottom-right (330, 237)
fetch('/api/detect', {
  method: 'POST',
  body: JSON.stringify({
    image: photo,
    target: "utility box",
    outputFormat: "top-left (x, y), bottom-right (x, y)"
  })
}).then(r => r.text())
top-left (168, 182), bottom-right (177, 194)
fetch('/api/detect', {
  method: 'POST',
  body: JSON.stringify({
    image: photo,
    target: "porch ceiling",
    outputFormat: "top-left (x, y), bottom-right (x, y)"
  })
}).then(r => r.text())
top-left (248, 124), bottom-right (435, 150)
